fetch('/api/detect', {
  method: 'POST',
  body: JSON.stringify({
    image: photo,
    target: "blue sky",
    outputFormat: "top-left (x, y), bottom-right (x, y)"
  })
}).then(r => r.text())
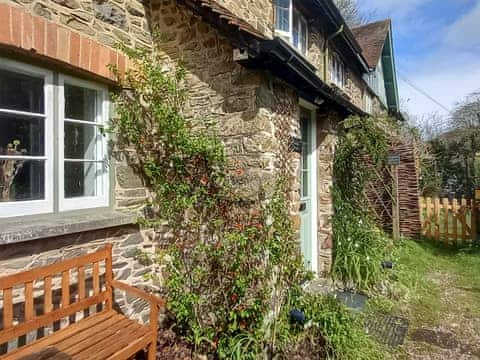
top-left (357, 0), bottom-right (480, 123)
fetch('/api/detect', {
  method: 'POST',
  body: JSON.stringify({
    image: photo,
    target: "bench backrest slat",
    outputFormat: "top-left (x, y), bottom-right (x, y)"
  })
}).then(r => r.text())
top-left (3, 288), bottom-right (13, 329)
top-left (0, 247), bottom-right (110, 290)
top-left (61, 270), bottom-right (70, 307)
top-left (78, 266), bottom-right (86, 300)
top-left (0, 245), bottom-right (113, 344)
top-left (93, 262), bottom-right (100, 295)
top-left (44, 276), bottom-right (53, 313)
top-left (24, 282), bottom-right (34, 321)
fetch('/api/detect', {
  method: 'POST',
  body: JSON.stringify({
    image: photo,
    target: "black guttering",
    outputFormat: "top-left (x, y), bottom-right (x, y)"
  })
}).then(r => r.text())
top-left (176, 0), bottom-right (366, 115)
top-left (256, 38), bottom-right (366, 116)
top-left (305, 0), bottom-right (370, 73)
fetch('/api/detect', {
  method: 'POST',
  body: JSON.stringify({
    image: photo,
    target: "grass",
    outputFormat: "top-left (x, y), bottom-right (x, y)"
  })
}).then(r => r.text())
top-left (366, 239), bottom-right (480, 357)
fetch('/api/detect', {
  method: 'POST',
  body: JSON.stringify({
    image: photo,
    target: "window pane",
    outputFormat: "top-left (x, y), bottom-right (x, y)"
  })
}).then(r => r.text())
top-left (64, 161), bottom-right (103, 198)
top-left (301, 19), bottom-right (308, 53)
top-left (0, 69), bottom-right (44, 113)
top-left (0, 114), bottom-right (45, 156)
top-left (64, 123), bottom-right (97, 160)
top-left (293, 12), bottom-right (299, 46)
top-left (65, 85), bottom-right (97, 121)
top-left (302, 170), bottom-right (308, 197)
top-left (0, 160), bottom-right (44, 202)
top-left (274, 0), bottom-right (290, 32)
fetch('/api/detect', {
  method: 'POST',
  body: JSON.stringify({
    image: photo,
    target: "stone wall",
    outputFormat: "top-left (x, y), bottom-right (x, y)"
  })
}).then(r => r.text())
top-left (316, 111), bottom-right (338, 274)
top-left (0, 0), bottom-right (152, 50)
top-left (306, 26), bottom-right (325, 80)
top-left (149, 0), bottom-right (280, 199)
top-left (345, 69), bottom-right (366, 110)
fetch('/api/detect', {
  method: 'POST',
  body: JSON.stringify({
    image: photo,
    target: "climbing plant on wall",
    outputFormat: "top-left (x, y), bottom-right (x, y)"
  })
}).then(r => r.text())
top-left (332, 115), bottom-right (395, 290)
top-left (109, 44), bottom-right (306, 358)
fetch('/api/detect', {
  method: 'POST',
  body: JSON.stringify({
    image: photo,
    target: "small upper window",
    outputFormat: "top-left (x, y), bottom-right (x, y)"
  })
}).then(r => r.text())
top-left (274, 0), bottom-right (308, 55)
top-left (0, 58), bottom-right (109, 218)
top-left (274, 0), bottom-right (291, 34)
top-left (293, 10), bottom-right (308, 55)
top-left (330, 54), bottom-right (345, 88)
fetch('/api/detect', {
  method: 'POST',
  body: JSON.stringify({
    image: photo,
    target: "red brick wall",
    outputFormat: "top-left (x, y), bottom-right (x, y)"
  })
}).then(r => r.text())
top-left (0, 3), bottom-right (125, 81)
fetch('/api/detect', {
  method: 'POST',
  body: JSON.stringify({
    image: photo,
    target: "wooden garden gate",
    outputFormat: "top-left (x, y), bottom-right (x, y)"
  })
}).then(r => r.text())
top-left (419, 197), bottom-right (478, 244)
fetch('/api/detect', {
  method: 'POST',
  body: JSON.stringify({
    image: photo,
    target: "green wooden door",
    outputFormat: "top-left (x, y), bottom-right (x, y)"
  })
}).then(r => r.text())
top-left (300, 108), bottom-right (313, 269)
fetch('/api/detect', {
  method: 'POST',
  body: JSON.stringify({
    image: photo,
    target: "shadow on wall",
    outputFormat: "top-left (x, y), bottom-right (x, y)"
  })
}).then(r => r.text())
top-left (139, 0), bottom-right (302, 199)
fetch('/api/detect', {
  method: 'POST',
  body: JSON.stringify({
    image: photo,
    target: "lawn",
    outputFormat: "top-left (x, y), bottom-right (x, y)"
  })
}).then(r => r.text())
top-left (366, 239), bottom-right (480, 359)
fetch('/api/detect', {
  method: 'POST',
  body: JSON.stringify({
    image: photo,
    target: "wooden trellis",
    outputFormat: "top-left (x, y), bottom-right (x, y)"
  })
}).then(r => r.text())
top-left (365, 163), bottom-right (395, 233)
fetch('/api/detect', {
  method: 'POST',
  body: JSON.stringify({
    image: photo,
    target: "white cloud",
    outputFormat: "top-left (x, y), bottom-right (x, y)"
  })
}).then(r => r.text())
top-left (445, 2), bottom-right (480, 49)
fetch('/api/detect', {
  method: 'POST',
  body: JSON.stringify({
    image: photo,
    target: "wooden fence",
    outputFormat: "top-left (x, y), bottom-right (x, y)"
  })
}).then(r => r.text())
top-left (419, 197), bottom-right (477, 244)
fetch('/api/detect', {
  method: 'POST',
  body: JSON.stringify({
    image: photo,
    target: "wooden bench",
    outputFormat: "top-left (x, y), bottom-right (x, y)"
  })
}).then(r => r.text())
top-left (0, 244), bottom-right (165, 360)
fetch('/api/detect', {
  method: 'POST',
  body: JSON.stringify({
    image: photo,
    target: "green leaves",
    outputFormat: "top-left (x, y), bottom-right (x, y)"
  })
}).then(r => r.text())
top-left (332, 115), bottom-right (394, 290)
top-left (110, 42), bottom-right (306, 358)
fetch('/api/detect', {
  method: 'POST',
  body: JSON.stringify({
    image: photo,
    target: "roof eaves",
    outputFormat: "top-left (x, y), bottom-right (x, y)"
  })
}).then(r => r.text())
top-left (312, 0), bottom-right (370, 72)
top-left (257, 38), bottom-right (366, 116)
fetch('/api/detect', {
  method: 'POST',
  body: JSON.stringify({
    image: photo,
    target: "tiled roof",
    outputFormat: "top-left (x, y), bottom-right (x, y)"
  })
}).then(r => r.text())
top-left (187, 0), bottom-right (267, 39)
top-left (351, 19), bottom-right (391, 68)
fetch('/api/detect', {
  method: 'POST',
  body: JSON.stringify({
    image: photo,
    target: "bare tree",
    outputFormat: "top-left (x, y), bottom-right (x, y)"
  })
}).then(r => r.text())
top-left (451, 92), bottom-right (480, 129)
top-left (333, 0), bottom-right (371, 27)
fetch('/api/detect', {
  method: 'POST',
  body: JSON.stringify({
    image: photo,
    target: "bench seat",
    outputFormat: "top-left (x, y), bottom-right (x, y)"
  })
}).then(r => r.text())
top-left (1, 310), bottom-right (152, 360)
top-left (0, 245), bottom-right (164, 360)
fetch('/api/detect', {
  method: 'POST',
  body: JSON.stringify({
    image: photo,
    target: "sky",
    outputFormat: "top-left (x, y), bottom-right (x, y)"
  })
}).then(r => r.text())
top-left (356, 0), bottom-right (480, 126)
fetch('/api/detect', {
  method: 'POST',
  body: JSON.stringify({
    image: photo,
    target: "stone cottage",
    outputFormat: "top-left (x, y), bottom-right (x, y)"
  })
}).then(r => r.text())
top-left (0, 0), bottom-right (400, 319)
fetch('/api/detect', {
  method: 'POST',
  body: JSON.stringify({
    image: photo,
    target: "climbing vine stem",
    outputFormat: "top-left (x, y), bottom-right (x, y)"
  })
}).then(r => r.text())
top-left (109, 44), bottom-right (306, 357)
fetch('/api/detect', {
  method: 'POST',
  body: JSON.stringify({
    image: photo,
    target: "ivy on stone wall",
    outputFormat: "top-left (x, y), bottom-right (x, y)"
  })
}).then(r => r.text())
top-left (332, 115), bottom-right (395, 290)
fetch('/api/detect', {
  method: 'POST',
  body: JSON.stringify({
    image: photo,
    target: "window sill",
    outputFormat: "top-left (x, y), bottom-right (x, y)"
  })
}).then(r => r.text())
top-left (0, 210), bottom-right (138, 246)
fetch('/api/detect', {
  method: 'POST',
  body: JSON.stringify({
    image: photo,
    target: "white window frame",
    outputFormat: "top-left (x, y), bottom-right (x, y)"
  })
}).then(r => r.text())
top-left (0, 59), bottom-right (54, 218)
top-left (330, 54), bottom-right (345, 88)
top-left (274, 0), bottom-right (293, 40)
top-left (274, 0), bottom-right (309, 56)
top-left (58, 75), bottom-right (110, 212)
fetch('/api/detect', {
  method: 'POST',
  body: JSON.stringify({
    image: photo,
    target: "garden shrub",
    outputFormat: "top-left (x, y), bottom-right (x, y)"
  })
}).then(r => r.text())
top-left (332, 115), bottom-right (395, 290)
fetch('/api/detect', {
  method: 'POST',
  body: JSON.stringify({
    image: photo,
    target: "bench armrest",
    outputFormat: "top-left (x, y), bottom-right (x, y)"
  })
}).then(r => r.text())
top-left (111, 280), bottom-right (166, 309)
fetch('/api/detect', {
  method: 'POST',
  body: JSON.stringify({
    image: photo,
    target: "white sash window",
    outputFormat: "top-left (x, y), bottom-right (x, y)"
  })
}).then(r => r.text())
top-left (274, 0), bottom-right (309, 55)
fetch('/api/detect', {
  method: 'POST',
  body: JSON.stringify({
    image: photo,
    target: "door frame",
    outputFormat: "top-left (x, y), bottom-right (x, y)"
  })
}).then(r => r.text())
top-left (299, 99), bottom-right (318, 274)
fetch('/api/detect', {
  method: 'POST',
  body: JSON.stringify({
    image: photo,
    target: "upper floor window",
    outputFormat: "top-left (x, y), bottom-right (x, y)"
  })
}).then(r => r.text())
top-left (274, 0), bottom-right (308, 55)
top-left (274, 0), bottom-right (291, 34)
top-left (293, 10), bottom-right (308, 54)
top-left (0, 58), bottom-right (109, 218)
top-left (330, 54), bottom-right (345, 88)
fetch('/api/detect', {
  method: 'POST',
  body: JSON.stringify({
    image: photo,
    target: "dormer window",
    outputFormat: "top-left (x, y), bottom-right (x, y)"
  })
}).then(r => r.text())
top-left (274, 0), bottom-right (308, 55)
top-left (330, 54), bottom-right (345, 88)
